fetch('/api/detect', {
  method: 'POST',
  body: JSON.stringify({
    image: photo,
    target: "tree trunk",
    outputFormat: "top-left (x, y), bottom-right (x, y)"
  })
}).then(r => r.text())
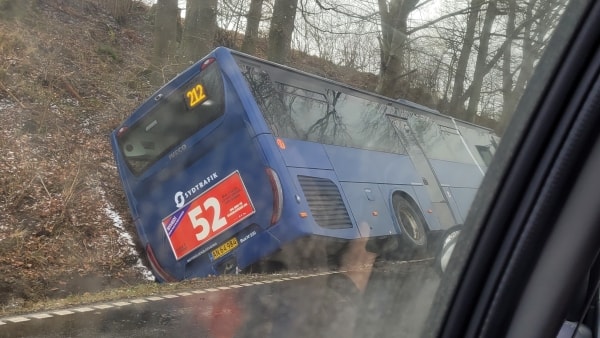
top-left (465, 1), bottom-right (497, 122)
top-left (241, 0), bottom-right (264, 55)
top-left (99, 0), bottom-right (134, 23)
top-left (151, 0), bottom-right (179, 85)
top-left (179, 0), bottom-right (218, 64)
top-left (267, 0), bottom-right (299, 64)
top-left (498, 0), bottom-right (565, 134)
top-left (498, 0), bottom-right (517, 135)
top-left (448, 0), bottom-right (484, 116)
top-left (375, 0), bottom-right (420, 98)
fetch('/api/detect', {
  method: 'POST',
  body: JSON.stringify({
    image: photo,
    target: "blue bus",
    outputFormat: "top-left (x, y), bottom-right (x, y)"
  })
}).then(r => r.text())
top-left (110, 47), bottom-right (497, 282)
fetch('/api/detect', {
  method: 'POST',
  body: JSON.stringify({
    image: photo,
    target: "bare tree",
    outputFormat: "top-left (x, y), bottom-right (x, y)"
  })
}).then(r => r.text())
top-left (99, 0), bottom-right (135, 23)
top-left (497, 0), bottom-right (567, 134)
top-left (206, 0), bottom-right (565, 131)
top-left (498, 0), bottom-right (519, 133)
top-left (268, 0), bottom-right (299, 64)
top-left (241, 0), bottom-right (264, 54)
top-left (375, 0), bottom-right (421, 98)
top-left (440, 0), bottom-right (567, 126)
top-left (151, 0), bottom-right (179, 85)
top-left (448, 0), bottom-right (484, 116)
top-left (179, 0), bottom-right (218, 63)
top-left (464, 0), bottom-right (497, 121)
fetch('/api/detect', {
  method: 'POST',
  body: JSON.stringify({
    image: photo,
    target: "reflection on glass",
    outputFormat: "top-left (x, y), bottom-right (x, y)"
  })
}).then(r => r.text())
top-left (407, 116), bottom-right (473, 164)
top-left (239, 63), bottom-right (406, 154)
top-left (457, 124), bottom-right (498, 167)
top-left (118, 63), bottom-right (225, 175)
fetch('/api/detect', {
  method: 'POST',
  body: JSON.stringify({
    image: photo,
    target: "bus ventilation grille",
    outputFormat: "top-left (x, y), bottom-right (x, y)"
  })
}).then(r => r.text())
top-left (298, 176), bottom-right (352, 229)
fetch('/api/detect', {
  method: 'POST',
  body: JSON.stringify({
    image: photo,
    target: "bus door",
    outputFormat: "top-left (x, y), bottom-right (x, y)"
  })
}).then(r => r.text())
top-left (387, 115), bottom-right (457, 228)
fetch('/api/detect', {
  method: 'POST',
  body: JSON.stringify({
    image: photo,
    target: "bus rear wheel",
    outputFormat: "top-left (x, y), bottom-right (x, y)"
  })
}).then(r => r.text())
top-left (393, 194), bottom-right (427, 255)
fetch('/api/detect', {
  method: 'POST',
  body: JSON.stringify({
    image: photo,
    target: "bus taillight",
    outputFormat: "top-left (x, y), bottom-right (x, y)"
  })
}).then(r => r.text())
top-left (116, 126), bottom-right (128, 138)
top-left (145, 243), bottom-right (177, 282)
top-left (201, 58), bottom-right (216, 70)
top-left (266, 167), bottom-right (283, 226)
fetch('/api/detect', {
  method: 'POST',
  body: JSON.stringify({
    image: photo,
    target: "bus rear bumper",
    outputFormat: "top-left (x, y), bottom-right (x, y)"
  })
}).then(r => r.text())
top-left (228, 228), bottom-right (283, 271)
top-left (179, 226), bottom-right (284, 279)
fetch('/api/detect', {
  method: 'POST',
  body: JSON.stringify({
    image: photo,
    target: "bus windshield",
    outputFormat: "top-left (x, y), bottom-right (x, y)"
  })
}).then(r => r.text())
top-left (117, 62), bottom-right (225, 175)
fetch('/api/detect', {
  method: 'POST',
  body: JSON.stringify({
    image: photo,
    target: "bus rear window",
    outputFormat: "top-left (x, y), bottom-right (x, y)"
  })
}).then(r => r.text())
top-left (117, 62), bottom-right (224, 175)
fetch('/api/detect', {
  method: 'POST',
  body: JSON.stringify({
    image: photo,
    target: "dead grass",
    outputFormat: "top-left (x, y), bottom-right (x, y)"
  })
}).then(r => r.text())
top-left (0, 0), bottom-right (156, 311)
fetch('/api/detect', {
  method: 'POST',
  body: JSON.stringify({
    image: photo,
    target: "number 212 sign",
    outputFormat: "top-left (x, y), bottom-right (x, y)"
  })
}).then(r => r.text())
top-left (162, 171), bottom-right (255, 260)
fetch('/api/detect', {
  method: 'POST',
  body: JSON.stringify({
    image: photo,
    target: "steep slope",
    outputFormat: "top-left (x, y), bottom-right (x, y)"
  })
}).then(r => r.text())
top-left (0, 0), bottom-right (156, 309)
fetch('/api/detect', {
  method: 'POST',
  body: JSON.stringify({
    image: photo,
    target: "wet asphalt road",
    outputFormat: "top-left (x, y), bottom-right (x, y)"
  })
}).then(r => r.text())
top-left (0, 261), bottom-right (440, 338)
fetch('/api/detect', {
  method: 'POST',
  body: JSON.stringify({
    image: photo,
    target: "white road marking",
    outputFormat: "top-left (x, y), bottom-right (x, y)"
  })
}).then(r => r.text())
top-left (5, 317), bottom-right (29, 323)
top-left (53, 310), bottom-right (74, 316)
top-left (130, 299), bottom-right (149, 304)
top-left (30, 313), bottom-right (53, 319)
top-left (112, 302), bottom-right (131, 307)
top-left (146, 296), bottom-right (163, 301)
top-left (0, 268), bottom-right (387, 326)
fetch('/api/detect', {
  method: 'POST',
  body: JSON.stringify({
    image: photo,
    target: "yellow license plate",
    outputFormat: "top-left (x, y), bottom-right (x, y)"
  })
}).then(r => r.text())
top-left (211, 237), bottom-right (238, 260)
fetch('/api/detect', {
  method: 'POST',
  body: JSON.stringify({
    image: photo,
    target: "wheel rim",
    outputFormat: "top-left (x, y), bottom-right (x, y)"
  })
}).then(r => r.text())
top-left (397, 203), bottom-right (425, 245)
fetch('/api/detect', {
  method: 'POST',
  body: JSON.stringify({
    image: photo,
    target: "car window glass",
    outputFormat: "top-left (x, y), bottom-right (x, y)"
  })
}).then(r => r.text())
top-left (0, 0), bottom-right (579, 337)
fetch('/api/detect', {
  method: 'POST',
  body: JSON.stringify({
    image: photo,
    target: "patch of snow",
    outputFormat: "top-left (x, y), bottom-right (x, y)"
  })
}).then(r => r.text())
top-left (0, 99), bottom-right (15, 111)
top-left (63, 98), bottom-right (79, 107)
top-left (99, 189), bottom-right (154, 281)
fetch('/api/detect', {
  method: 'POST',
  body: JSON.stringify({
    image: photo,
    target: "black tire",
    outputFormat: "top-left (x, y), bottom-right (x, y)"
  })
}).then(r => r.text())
top-left (393, 194), bottom-right (427, 248)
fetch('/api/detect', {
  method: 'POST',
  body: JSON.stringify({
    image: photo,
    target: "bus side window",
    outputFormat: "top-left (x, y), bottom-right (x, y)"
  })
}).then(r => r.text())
top-left (476, 145), bottom-right (493, 167)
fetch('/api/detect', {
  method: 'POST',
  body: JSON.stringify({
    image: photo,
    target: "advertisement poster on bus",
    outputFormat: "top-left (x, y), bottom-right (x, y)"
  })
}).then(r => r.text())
top-left (161, 171), bottom-right (255, 260)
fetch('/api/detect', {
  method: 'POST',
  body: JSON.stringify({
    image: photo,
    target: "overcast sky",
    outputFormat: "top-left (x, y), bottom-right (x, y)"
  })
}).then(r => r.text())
top-left (141, 0), bottom-right (187, 16)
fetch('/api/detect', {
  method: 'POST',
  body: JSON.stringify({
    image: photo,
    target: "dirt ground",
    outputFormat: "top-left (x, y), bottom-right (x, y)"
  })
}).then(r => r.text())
top-left (0, 0), bottom-right (160, 312)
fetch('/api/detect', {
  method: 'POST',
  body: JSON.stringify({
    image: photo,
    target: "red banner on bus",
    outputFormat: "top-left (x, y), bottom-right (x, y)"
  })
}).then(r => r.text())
top-left (162, 171), bottom-right (255, 260)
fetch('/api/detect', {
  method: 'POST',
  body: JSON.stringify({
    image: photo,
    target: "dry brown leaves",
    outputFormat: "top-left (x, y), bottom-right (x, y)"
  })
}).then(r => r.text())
top-left (0, 0), bottom-right (156, 310)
